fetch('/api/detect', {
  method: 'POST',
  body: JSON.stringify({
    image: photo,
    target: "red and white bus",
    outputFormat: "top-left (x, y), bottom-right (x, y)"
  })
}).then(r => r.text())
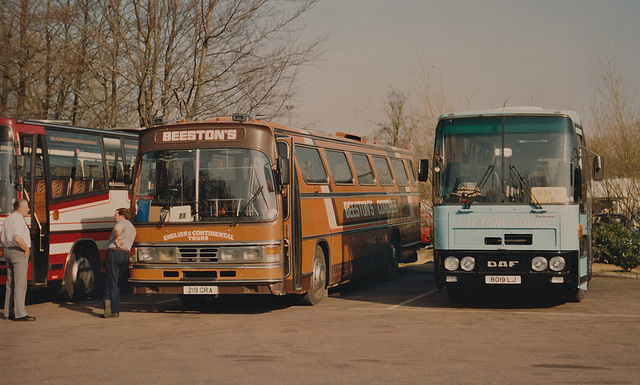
top-left (128, 115), bottom-right (423, 304)
top-left (0, 118), bottom-right (138, 300)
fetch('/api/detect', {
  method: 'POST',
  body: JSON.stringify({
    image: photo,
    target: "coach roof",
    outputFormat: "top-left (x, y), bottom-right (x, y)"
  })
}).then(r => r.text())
top-left (437, 107), bottom-right (582, 127)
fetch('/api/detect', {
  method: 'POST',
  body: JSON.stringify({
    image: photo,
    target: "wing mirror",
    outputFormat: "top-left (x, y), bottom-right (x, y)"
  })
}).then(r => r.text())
top-left (593, 155), bottom-right (604, 181)
top-left (418, 159), bottom-right (429, 182)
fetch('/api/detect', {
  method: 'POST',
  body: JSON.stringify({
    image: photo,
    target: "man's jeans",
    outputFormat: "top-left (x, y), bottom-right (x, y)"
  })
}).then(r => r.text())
top-left (103, 249), bottom-right (129, 314)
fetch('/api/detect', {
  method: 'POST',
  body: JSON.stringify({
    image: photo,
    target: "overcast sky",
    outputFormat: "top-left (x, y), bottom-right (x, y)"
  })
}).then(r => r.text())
top-left (286, 0), bottom-right (640, 138)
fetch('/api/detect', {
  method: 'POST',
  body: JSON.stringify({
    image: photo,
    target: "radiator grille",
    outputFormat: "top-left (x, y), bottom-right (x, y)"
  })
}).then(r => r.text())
top-left (177, 247), bottom-right (219, 263)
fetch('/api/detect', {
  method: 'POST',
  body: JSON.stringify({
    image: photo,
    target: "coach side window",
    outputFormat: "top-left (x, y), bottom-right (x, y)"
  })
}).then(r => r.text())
top-left (123, 138), bottom-right (137, 183)
top-left (295, 145), bottom-right (328, 184)
top-left (325, 150), bottom-right (354, 184)
top-left (391, 158), bottom-right (409, 186)
top-left (47, 129), bottom-right (106, 197)
top-left (104, 137), bottom-right (126, 187)
top-left (373, 156), bottom-right (394, 186)
top-left (352, 153), bottom-right (375, 185)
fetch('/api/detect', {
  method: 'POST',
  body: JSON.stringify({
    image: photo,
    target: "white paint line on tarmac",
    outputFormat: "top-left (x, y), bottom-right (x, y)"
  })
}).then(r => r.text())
top-left (387, 289), bottom-right (439, 310)
top-left (372, 304), bottom-right (640, 319)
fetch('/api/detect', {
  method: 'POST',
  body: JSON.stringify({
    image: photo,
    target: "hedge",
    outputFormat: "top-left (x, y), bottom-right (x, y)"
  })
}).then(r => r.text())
top-left (592, 221), bottom-right (640, 272)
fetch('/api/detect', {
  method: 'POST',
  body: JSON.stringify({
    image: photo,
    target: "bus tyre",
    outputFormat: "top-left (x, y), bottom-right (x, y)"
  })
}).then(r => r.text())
top-left (566, 288), bottom-right (585, 302)
top-left (301, 245), bottom-right (327, 306)
top-left (62, 249), bottom-right (99, 302)
top-left (383, 243), bottom-right (399, 281)
top-left (405, 250), bottom-right (418, 263)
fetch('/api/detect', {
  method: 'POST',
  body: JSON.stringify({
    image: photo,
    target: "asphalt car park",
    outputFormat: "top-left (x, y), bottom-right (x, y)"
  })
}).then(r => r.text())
top-left (2, 253), bottom-right (640, 384)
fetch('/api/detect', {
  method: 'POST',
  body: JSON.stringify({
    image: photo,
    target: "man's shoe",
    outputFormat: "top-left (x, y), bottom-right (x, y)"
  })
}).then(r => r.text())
top-left (104, 299), bottom-right (112, 318)
top-left (101, 313), bottom-right (119, 319)
top-left (14, 315), bottom-right (36, 321)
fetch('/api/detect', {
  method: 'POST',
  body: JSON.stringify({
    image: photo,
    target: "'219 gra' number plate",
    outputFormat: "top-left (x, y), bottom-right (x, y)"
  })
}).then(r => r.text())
top-left (183, 286), bottom-right (219, 294)
top-left (485, 275), bottom-right (521, 284)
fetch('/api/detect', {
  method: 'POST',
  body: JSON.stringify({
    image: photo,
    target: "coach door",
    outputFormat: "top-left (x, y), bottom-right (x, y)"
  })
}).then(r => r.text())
top-left (277, 137), bottom-right (302, 291)
top-left (20, 134), bottom-right (49, 286)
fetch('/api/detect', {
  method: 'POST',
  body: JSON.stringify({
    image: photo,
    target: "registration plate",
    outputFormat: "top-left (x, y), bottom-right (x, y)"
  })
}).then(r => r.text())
top-left (485, 275), bottom-right (521, 284)
top-left (183, 286), bottom-right (219, 295)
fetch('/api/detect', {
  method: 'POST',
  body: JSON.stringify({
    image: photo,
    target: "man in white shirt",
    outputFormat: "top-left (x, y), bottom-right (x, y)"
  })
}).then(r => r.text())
top-left (103, 208), bottom-right (136, 318)
top-left (1, 199), bottom-right (35, 321)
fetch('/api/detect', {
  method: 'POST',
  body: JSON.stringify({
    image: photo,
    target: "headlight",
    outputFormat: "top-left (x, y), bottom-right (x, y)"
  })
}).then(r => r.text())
top-left (531, 256), bottom-right (548, 272)
top-left (219, 248), bottom-right (242, 262)
top-left (136, 247), bottom-right (177, 263)
top-left (444, 256), bottom-right (459, 271)
top-left (137, 247), bottom-right (153, 262)
top-left (219, 245), bottom-right (281, 263)
top-left (460, 256), bottom-right (475, 271)
top-left (549, 256), bottom-right (566, 272)
top-left (243, 248), bottom-right (262, 262)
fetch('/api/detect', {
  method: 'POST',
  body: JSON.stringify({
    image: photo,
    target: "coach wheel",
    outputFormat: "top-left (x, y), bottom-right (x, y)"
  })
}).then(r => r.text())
top-left (301, 245), bottom-right (327, 306)
top-left (405, 250), bottom-right (418, 264)
top-left (566, 288), bottom-right (585, 303)
top-left (383, 243), bottom-right (400, 281)
top-left (63, 248), bottom-right (99, 301)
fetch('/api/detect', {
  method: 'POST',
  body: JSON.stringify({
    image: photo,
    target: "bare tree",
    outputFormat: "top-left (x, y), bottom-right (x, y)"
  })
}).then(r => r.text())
top-left (118, 0), bottom-right (321, 127)
top-left (0, 0), bottom-right (321, 128)
top-left (13, 0), bottom-right (33, 117)
top-left (590, 53), bottom-right (640, 216)
top-left (374, 87), bottom-right (418, 148)
top-left (0, 0), bottom-right (18, 115)
top-left (171, 0), bottom-right (320, 123)
top-left (372, 86), bottom-right (431, 201)
top-left (413, 65), bottom-right (474, 154)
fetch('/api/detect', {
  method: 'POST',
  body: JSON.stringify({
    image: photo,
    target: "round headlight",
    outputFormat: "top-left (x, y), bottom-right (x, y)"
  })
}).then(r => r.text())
top-left (549, 256), bottom-right (566, 272)
top-left (460, 256), bottom-right (475, 271)
top-left (531, 256), bottom-right (548, 272)
top-left (444, 256), bottom-right (459, 271)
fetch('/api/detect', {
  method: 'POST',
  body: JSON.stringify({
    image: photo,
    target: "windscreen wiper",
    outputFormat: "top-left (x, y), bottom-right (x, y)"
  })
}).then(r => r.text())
top-left (462, 165), bottom-right (495, 209)
top-left (231, 186), bottom-right (263, 227)
top-left (157, 209), bottom-right (169, 228)
top-left (157, 194), bottom-right (175, 228)
top-left (509, 165), bottom-right (542, 209)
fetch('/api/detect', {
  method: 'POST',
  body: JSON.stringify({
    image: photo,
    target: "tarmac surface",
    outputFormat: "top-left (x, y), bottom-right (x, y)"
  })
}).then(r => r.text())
top-left (2, 247), bottom-right (640, 384)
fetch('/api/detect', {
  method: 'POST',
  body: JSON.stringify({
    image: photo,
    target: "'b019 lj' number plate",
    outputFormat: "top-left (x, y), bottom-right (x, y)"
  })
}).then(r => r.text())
top-left (485, 275), bottom-right (521, 284)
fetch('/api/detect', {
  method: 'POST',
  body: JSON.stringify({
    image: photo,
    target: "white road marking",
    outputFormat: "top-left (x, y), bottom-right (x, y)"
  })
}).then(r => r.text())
top-left (369, 301), bottom-right (640, 319)
top-left (387, 289), bottom-right (438, 310)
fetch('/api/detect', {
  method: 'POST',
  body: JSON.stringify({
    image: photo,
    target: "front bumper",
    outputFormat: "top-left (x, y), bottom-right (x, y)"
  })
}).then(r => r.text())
top-left (434, 250), bottom-right (580, 289)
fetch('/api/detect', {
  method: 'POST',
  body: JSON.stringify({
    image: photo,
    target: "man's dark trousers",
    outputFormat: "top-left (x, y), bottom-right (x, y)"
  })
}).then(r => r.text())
top-left (104, 249), bottom-right (129, 314)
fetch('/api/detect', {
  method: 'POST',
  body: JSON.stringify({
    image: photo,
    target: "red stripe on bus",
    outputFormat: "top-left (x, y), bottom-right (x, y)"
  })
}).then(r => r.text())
top-left (50, 192), bottom-right (111, 210)
top-left (49, 231), bottom-right (112, 243)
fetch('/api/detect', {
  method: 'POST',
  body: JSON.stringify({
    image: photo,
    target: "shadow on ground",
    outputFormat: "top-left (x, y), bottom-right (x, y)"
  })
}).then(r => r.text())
top-left (56, 290), bottom-right (304, 317)
top-left (328, 258), bottom-right (570, 310)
